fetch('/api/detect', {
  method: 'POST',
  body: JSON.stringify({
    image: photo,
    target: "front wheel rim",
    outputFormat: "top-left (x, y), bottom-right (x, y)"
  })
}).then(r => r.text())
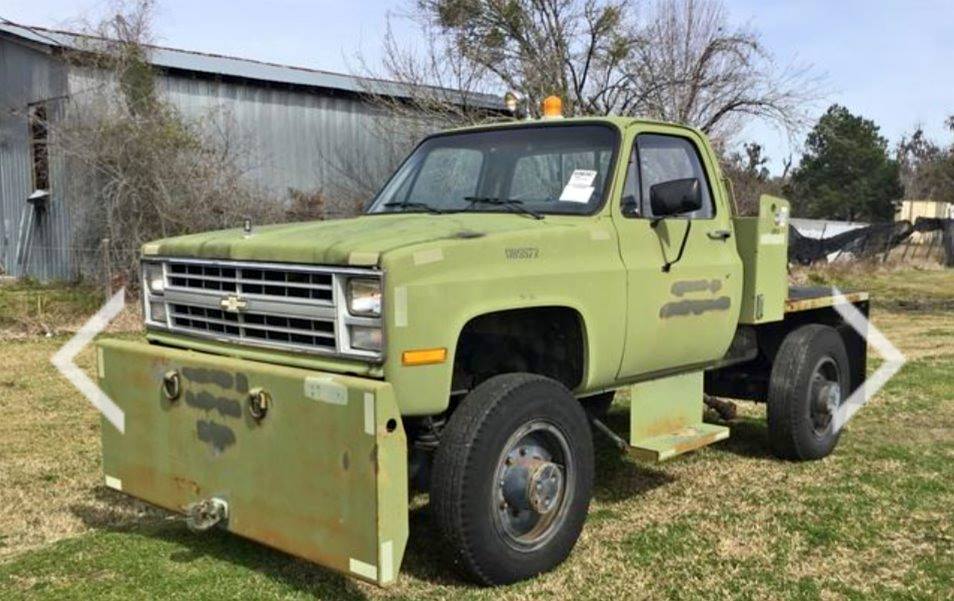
top-left (491, 420), bottom-right (574, 552)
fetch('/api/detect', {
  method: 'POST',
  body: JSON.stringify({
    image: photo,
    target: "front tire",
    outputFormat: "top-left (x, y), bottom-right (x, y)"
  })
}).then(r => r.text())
top-left (430, 373), bottom-right (594, 585)
top-left (767, 324), bottom-right (850, 461)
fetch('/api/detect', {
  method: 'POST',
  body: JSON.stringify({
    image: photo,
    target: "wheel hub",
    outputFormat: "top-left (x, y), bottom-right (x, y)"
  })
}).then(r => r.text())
top-left (813, 381), bottom-right (841, 415)
top-left (527, 462), bottom-right (563, 515)
top-left (809, 357), bottom-right (842, 434)
top-left (493, 423), bottom-right (573, 550)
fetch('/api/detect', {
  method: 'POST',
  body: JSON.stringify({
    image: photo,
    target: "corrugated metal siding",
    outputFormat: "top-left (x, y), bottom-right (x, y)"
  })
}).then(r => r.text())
top-left (0, 37), bottom-right (423, 281)
top-left (155, 74), bottom-right (400, 200)
top-left (0, 37), bottom-right (71, 280)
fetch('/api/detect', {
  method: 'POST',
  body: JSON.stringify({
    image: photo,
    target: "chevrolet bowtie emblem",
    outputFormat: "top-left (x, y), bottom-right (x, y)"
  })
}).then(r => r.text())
top-left (219, 295), bottom-right (248, 313)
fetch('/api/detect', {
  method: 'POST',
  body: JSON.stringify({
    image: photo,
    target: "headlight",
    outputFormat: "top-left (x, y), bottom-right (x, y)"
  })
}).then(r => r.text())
top-left (149, 300), bottom-right (167, 323)
top-left (143, 262), bottom-right (165, 295)
top-left (349, 325), bottom-right (383, 351)
top-left (347, 278), bottom-right (381, 317)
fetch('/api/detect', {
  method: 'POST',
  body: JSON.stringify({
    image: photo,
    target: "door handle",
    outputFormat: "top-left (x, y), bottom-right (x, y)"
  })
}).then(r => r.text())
top-left (707, 229), bottom-right (731, 241)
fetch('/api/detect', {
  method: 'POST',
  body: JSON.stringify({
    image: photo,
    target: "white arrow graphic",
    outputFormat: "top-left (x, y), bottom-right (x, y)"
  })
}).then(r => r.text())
top-left (51, 288), bottom-right (126, 433)
top-left (830, 286), bottom-right (907, 432)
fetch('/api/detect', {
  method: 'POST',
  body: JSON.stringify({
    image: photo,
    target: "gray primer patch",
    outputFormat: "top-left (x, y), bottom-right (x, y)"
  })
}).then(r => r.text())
top-left (234, 373), bottom-right (249, 394)
top-left (182, 367), bottom-right (234, 390)
top-left (660, 296), bottom-right (731, 318)
top-left (671, 279), bottom-right (723, 297)
top-left (185, 390), bottom-right (242, 418)
top-left (196, 419), bottom-right (236, 452)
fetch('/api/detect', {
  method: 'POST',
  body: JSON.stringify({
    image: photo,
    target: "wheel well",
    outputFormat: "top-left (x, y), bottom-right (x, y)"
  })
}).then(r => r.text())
top-left (705, 302), bottom-right (869, 402)
top-left (450, 307), bottom-right (586, 394)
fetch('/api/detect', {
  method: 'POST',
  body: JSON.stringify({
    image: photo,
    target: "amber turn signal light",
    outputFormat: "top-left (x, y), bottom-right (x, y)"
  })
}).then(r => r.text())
top-left (402, 347), bottom-right (447, 366)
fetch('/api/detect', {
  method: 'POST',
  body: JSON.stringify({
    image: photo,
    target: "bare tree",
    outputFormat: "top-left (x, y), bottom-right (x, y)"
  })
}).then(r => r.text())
top-left (362, 0), bottom-right (823, 143)
top-left (896, 121), bottom-right (954, 203)
top-left (49, 1), bottom-right (282, 287)
top-left (628, 0), bottom-right (821, 143)
top-left (720, 142), bottom-right (785, 215)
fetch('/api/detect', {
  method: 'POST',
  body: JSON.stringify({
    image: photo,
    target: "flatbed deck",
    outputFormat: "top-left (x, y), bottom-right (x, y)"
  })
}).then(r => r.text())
top-left (786, 286), bottom-right (869, 313)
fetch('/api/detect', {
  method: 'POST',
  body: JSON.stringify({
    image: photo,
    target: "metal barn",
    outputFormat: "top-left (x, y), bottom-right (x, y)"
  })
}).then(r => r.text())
top-left (0, 20), bottom-right (467, 281)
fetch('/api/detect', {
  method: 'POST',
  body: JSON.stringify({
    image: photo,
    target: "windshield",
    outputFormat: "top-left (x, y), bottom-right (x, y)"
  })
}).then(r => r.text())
top-left (367, 124), bottom-right (618, 216)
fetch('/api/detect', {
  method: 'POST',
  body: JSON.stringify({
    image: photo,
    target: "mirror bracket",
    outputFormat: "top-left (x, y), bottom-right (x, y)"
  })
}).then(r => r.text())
top-left (661, 220), bottom-right (693, 273)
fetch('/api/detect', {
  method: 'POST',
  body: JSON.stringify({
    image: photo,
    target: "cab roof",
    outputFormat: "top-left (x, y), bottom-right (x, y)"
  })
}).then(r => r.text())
top-left (443, 115), bottom-right (706, 138)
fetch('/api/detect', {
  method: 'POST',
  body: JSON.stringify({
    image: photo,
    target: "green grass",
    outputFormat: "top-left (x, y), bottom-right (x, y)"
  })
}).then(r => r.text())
top-left (0, 280), bottom-right (104, 336)
top-left (0, 269), bottom-right (952, 599)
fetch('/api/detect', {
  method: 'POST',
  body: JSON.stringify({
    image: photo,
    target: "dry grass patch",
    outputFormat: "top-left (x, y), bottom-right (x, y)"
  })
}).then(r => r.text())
top-left (0, 339), bottom-right (161, 558)
top-left (0, 267), bottom-right (951, 599)
top-left (0, 280), bottom-right (141, 340)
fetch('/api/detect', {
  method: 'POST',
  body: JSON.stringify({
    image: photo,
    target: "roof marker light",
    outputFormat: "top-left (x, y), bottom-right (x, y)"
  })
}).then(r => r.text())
top-left (542, 95), bottom-right (563, 119)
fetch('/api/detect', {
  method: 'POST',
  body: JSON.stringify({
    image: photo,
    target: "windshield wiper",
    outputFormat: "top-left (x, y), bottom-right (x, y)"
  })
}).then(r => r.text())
top-left (382, 201), bottom-right (446, 215)
top-left (464, 196), bottom-right (544, 220)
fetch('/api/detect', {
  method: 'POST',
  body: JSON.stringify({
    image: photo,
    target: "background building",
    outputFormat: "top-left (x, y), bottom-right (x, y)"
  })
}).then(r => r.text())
top-left (0, 21), bottom-right (491, 280)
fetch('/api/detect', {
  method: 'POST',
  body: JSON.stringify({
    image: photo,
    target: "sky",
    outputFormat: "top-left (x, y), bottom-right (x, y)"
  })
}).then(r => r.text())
top-left (3, 0), bottom-right (953, 174)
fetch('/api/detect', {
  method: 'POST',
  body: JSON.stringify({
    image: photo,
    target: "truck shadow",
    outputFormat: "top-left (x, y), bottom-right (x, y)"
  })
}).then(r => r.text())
top-left (70, 489), bottom-right (369, 600)
top-left (68, 410), bottom-right (764, 592)
top-left (714, 414), bottom-right (776, 460)
top-left (397, 504), bottom-right (471, 586)
top-left (591, 410), bottom-right (675, 503)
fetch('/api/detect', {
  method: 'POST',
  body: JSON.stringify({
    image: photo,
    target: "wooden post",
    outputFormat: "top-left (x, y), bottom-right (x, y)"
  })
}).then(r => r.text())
top-left (881, 226), bottom-right (894, 263)
top-left (943, 219), bottom-right (954, 267)
top-left (101, 238), bottom-right (111, 297)
top-left (925, 231), bottom-right (939, 262)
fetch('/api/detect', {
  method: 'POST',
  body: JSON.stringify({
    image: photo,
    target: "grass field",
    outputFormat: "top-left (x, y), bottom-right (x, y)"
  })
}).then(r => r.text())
top-left (0, 265), bottom-right (951, 600)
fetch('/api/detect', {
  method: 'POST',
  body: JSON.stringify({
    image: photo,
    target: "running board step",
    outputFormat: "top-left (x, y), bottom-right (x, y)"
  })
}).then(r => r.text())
top-left (629, 422), bottom-right (729, 462)
top-left (628, 370), bottom-right (730, 462)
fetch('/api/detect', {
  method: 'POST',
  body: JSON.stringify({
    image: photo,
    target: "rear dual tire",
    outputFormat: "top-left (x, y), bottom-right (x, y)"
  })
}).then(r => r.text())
top-left (767, 324), bottom-right (850, 461)
top-left (430, 373), bottom-right (594, 585)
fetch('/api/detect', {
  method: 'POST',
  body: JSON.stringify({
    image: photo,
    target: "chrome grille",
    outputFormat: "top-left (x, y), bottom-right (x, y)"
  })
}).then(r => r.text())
top-left (143, 258), bottom-right (382, 359)
top-left (169, 303), bottom-right (336, 350)
top-left (167, 262), bottom-right (332, 303)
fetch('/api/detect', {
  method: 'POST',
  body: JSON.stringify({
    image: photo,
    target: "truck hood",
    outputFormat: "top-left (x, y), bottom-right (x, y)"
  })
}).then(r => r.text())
top-left (145, 213), bottom-right (553, 266)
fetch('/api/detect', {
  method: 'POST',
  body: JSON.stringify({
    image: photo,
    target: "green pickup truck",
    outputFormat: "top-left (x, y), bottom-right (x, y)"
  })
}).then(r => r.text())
top-left (96, 114), bottom-right (869, 586)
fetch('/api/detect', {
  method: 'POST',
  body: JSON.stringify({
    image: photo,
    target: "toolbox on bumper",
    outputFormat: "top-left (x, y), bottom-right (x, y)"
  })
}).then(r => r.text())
top-left (96, 339), bottom-right (408, 586)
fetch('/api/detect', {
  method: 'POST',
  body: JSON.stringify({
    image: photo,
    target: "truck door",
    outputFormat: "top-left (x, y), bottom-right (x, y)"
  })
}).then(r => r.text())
top-left (613, 130), bottom-right (743, 379)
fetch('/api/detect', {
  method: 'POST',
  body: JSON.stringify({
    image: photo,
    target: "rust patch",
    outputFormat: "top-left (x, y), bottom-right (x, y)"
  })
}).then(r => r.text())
top-left (182, 367), bottom-right (234, 390)
top-left (196, 419), bottom-right (236, 452)
top-left (785, 291), bottom-right (869, 313)
top-left (185, 390), bottom-right (242, 419)
top-left (672, 431), bottom-right (721, 455)
top-left (173, 476), bottom-right (201, 496)
top-left (660, 296), bottom-right (731, 318)
top-left (639, 415), bottom-right (694, 439)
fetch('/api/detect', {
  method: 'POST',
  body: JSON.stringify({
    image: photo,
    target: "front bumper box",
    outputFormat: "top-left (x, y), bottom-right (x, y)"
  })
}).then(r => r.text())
top-left (96, 339), bottom-right (408, 586)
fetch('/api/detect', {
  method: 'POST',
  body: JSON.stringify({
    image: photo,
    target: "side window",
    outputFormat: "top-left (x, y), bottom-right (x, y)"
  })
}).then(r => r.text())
top-left (28, 103), bottom-right (50, 194)
top-left (627, 134), bottom-right (714, 219)
top-left (408, 148), bottom-right (483, 203)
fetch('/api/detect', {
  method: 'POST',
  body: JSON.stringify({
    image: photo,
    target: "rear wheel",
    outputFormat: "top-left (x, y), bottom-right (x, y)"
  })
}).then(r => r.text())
top-left (430, 373), bottom-right (594, 585)
top-left (767, 324), bottom-right (849, 460)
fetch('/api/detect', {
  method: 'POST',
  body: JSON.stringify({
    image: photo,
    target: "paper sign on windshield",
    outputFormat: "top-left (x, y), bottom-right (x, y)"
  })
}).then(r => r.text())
top-left (559, 169), bottom-right (597, 203)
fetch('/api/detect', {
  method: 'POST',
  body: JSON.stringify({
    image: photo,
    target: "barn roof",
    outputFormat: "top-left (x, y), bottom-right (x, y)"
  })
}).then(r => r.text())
top-left (0, 18), bottom-right (501, 107)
